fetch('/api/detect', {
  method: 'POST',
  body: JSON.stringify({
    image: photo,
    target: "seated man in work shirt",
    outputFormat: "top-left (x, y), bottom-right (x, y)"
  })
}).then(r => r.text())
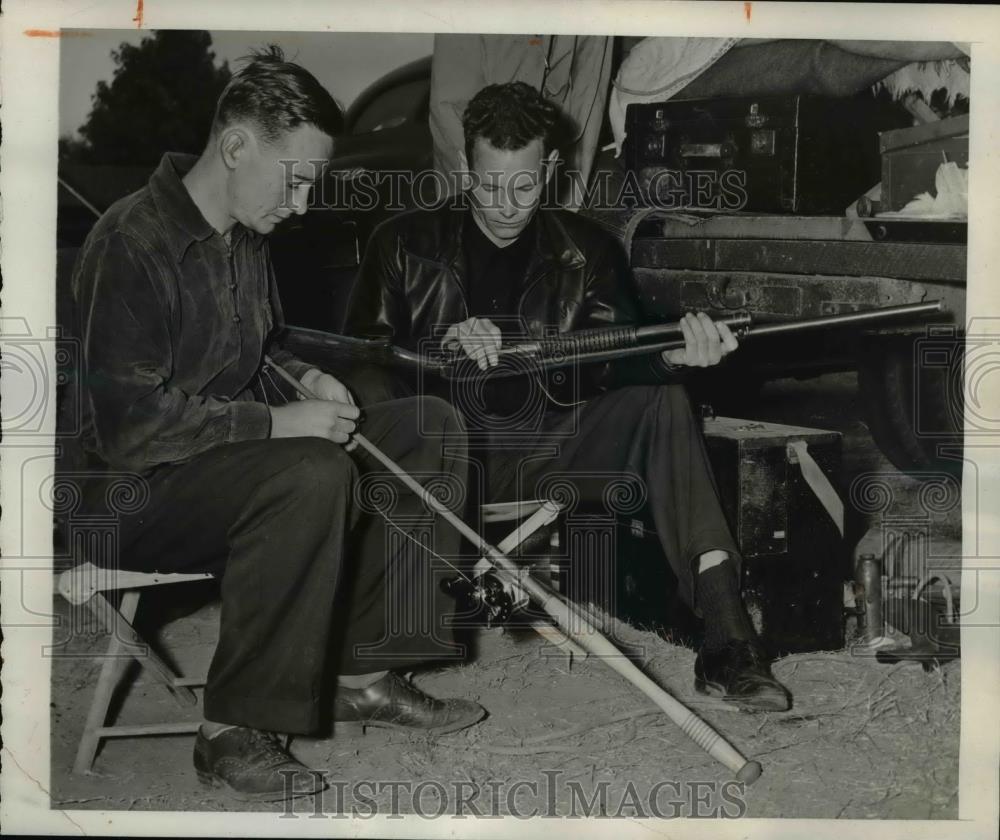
top-left (344, 81), bottom-right (792, 713)
top-left (70, 47), bottom-right (484, 802)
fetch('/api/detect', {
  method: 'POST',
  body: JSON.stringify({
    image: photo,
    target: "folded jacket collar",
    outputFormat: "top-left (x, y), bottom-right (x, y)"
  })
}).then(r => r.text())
top-left (431, 197), bottom-right (586, 277)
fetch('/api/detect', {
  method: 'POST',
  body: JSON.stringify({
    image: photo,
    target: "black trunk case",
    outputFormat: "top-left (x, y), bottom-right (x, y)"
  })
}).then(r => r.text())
top-left (624, 94), bottom-right (905, 214)
top-left (702, 416), bottom-right (846, 655)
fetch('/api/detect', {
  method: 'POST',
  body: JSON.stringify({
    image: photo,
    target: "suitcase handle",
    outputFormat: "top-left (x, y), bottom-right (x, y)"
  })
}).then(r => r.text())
top-left (679, 142), bottom-right (736, 158)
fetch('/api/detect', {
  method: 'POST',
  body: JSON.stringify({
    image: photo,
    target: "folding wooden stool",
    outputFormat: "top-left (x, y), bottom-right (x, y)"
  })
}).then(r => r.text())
top-left (56, 562), bottom-right (214, 774)
top-left (58, 499), bottom-right (579, 772)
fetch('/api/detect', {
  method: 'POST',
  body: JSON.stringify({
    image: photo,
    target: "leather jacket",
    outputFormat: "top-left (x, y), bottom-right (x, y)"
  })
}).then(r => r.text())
top-left (343, 201), bottom-right (676, 400)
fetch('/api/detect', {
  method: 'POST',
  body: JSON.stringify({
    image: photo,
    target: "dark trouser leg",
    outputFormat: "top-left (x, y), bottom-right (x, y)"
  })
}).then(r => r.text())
top-left (331, 396), bottom-right (470, 672)
top-left (89, 437), bottom-right (359, 735)
top-left (486, 384), bottom-right (738, 613)
top-left (478, 385), bottom-right (788, 708)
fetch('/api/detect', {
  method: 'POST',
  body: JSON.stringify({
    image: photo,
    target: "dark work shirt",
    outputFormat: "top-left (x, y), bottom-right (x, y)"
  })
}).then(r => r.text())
top-left (72, 152), bottom-right (312, 475)
top-left (462, 212), bottom-right (536, 337)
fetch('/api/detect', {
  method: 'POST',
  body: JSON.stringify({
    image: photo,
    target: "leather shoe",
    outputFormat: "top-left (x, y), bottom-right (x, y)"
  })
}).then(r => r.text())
top-left (334, 672), bottom-right (486, 734)
top-left (694, 640), bottom-right (792, 712)
top-left (194, 726), bottom-right (326, 801)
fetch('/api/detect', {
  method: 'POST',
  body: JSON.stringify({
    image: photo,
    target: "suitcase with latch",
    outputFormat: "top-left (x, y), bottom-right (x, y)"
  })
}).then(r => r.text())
top-left (624, 93), bottom-right (908, 213)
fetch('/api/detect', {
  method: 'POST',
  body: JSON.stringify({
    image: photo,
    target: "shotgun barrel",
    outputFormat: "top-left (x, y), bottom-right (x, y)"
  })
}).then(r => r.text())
top-left (504, 299), bottom-right (947, 371)
top-left (283, 300), bottom-right (947, 380)
top-left (503, 313), bottom-right (753, 359)
top-left (743, 300), bottom-right (946, 339)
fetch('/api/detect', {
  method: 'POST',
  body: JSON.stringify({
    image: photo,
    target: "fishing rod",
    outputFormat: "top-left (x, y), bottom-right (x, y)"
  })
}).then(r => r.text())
top-left (264, 354), bottom-right (765, 785)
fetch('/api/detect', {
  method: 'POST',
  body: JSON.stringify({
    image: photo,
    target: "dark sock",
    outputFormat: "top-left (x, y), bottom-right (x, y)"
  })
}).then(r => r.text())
top-left (696, 561), bottom-right (755, 650)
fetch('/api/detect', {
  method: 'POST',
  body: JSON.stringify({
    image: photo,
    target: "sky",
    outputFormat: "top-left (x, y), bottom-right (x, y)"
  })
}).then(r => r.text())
top-left (59, 29), bottom-right (435, 138)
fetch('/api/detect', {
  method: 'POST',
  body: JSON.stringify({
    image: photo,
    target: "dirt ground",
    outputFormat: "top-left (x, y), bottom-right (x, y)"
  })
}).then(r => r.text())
top-left (48, 372), bottom-right (963, 818)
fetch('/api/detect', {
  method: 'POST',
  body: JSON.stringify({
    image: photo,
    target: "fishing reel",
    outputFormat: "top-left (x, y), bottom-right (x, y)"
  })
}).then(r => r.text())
top-left (441, 566), bottom-right (530, 627)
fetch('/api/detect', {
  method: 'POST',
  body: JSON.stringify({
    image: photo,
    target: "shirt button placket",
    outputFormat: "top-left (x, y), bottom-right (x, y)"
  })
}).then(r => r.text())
top-left (228, 242), bottom-right (241, 325)
top-left (229, 240), bottom-right (243, 328)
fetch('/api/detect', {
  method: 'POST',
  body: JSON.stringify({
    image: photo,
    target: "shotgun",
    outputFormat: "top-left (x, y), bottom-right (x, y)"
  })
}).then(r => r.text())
top-left (284, 300), bottom-right (946, 380)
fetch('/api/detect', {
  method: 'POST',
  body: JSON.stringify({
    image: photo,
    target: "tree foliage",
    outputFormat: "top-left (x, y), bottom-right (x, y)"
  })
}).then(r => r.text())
top-left (66, 30), bottom-right (231, 164)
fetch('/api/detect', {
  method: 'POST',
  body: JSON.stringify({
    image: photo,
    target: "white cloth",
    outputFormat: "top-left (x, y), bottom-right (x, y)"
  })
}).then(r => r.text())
top-left (894, 161), bottom-right (969, 219)
top-left (872, 59), bottom-right (971, 108)
top-left (608, 37), bottom-right (739, 157)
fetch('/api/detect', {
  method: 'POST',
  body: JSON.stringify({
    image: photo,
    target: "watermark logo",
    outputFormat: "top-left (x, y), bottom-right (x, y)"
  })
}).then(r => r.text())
top-left (276, 161), bottom-right (752, 214)
top-left (2, 317), bottom-right (81, 436)
top-left (278, 771), bottom-right (748, 819)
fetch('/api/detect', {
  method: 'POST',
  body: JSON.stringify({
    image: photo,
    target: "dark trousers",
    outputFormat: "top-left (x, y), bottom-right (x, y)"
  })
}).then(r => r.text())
top-left (82, 396), bottom-right (468, 734)
top-left (476, 383), bottom-right (739, 612)
top-left (346, 367), bottom-right (739, 613)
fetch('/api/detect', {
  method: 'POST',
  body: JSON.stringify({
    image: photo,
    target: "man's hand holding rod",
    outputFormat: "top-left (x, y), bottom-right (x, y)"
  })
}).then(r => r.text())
top-left (267, 364), bottom-right (361, 451)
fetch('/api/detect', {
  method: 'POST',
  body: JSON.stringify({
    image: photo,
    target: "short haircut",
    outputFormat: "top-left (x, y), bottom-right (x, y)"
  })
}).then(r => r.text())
top-left (462, 82), bottom-right (564, 166)
top-left (212, 45), bottom-right (343, 145)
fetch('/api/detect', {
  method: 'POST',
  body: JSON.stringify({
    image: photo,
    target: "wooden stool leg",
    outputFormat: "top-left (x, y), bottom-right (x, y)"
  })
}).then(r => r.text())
top-left (92, 591), bottom-right (198, 707)
top-left (494, 506), bottom-right (588, 660)
top-left (73, 597), bottom-right (134, 774)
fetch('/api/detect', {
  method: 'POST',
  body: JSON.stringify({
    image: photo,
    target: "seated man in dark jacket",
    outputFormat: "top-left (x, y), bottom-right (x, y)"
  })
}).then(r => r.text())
top-left (344, 82), bottom-right (791, 712)
top-left (70, 47), bottom-right (483, 802)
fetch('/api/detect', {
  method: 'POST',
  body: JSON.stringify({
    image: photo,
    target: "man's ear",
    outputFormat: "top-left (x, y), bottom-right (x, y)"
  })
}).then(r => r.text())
top-left (219, 126), bottom-right (252, 171)
top-left (543, 148), bottom-right (561, 184)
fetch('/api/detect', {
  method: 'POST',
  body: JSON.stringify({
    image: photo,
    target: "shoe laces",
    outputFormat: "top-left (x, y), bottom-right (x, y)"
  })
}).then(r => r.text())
top-left (245, 729), bottom-right (295, 768)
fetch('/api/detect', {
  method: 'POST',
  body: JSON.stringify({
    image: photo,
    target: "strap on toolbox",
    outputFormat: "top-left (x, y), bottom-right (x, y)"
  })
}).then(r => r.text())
top-left (787, 439), bottom-right (844, 536)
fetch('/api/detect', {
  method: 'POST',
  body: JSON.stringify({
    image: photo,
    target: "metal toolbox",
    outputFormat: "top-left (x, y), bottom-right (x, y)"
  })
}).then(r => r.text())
top-left (701, 416), bottom-right (846, 655)
top-left (569, 416), bottom-right (848, 655)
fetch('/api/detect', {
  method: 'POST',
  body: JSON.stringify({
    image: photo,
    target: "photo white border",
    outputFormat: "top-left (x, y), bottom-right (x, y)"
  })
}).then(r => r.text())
top-left (2, 1), bottom-right (998, 837)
